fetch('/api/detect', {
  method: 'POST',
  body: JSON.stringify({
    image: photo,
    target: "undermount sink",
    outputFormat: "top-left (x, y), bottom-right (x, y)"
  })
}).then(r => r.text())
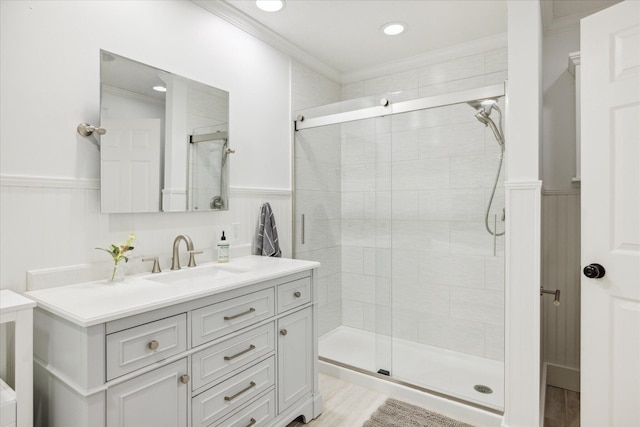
top-left (148, 264), bottom-right (249, 285)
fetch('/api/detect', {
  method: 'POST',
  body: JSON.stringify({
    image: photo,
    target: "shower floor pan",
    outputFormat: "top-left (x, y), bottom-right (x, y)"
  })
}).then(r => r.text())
top-left (319, 325), bottom-right (504, 411)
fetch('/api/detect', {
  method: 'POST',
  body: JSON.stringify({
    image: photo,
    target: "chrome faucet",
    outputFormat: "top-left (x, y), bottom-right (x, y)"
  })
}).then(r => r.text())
top-left (171, 235), bottom-right (194, 270)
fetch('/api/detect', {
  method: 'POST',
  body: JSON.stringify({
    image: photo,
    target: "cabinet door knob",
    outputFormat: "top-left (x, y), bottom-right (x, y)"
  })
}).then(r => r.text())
top-left (583, 263), bottom-right (606, 279)
top-left (280, 329), bottom-right (288, 336)
top-left (294, 291), bottom-right (301, 298)
top-left (148, 340), bottom-right (159, 350)
top-left (180, 374), bottom-right (190, 384)
top-left (246, 418), bottom-right (257, 427)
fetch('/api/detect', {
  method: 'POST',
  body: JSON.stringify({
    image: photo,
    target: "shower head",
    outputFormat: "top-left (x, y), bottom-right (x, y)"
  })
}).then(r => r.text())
top-left (468, 99), bottom-right (504, 147)
top-left (467, 99), bottom-right (497, 116)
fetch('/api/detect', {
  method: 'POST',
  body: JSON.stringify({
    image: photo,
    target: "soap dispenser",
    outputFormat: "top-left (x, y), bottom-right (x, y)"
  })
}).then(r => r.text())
top-left (217, 231), bottom-right (229, 263)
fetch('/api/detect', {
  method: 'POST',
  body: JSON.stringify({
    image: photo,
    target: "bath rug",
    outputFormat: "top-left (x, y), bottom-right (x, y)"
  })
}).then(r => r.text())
top-left (363, 398), bottom-right (475, 427)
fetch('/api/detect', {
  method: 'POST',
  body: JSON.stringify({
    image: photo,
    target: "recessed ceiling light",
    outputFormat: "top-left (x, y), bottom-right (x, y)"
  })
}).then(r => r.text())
top-left (381, 22), bottom-right (407, 36)
top-left (153, 86), bottom-right (167, 92)
top-left (256, 0), bottom-right (284, 12)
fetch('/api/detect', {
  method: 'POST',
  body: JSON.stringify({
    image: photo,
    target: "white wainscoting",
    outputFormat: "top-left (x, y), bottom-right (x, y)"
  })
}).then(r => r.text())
top-left (503, 180), bottom-right (542, 427)
top-left (541, 189), bottom-right (581, 392)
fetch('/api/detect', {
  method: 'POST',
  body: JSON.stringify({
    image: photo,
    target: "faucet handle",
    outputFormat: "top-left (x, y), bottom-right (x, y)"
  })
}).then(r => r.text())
top-left (142, 256), bottom-right (162, 273)
top-left (188, 250), bottom-right (203, 267)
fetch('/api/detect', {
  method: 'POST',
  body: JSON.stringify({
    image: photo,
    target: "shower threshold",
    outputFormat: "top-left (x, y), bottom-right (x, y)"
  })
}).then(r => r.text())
top-left (319, 325), bottom-right (504, 411)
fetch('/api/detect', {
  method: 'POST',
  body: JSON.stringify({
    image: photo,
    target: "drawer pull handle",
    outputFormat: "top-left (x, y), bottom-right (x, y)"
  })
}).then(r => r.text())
top-left (246, 418), bottom-right (257, 427)
top-left (224, 307), bottom-right (256, 321)
top-left (180, 374), bottom-right (190, 384)
top-left (280, 329), bottom-right (287, 336)
top-left (224, 345), bottom-right (256, 361)
top-left (294, 291), bottom-right (302, 298)
top-left (224, 381), bottom-right (256, 401)
top-left (148, 340), bottom-right (159, 350)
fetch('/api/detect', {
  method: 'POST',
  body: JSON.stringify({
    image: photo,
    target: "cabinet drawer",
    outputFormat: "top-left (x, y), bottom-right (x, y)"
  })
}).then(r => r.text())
top-left (192, 323), bottom-right (275, 392)
top-left (192, 289), bottom-right (275, 347)
top-left (192, 357), bottom-right (275, 427)
top-left (214, 390), bottom-right (275, 427)
top-left (106, 314), bottom-right (187, 381)
top-left (277, 277), bottom-right (311, 313)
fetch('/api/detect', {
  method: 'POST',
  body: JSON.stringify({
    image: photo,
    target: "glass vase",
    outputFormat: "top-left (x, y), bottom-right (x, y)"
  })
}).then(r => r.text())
top-left (109, 262), bottom-right (125, 283)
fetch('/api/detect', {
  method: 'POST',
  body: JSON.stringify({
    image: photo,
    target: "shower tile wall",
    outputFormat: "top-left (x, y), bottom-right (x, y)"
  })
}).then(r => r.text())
top-left (340, 47), bottom-right (507, 361)
top-left (291, 62), bottom-right (343, 336)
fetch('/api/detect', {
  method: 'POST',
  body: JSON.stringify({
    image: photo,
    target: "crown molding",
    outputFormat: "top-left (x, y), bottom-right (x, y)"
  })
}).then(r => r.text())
top-left (192, 0), bottom-right (341, 83)
top-left (341, 32), bottom-right (507, 84)
top-left (541, 0), bottom-right (621, 36)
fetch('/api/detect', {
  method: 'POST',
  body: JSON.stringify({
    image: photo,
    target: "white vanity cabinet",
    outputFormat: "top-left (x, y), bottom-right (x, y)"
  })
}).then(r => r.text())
top-left (29, 256), bottom-right (321, 427)
top-left (107, 358), bottom-right (189, 427)
top-left (277, 307), bottom-right (313, 413)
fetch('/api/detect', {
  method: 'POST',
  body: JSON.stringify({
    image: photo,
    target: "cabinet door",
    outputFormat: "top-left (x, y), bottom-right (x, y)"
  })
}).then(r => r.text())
top-left (277, 307), bottom-right (312, 413)
top-left (107, 359), bottom-right (188, 427)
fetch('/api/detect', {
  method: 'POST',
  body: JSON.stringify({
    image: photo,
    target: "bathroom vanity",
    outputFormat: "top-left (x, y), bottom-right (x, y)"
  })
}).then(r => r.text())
top-left (27, 256), bottom-right (321, 427)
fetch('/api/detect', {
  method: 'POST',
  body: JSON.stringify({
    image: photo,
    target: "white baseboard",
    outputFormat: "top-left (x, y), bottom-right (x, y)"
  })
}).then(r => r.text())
top-left (544, 363), bottom-right (580, 392)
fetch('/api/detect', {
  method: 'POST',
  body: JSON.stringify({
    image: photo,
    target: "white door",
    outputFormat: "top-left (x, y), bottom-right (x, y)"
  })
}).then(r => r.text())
top-left (581, 2), bottom-right (640, 426)
top-left (101, 118), bottom-right (161, 213)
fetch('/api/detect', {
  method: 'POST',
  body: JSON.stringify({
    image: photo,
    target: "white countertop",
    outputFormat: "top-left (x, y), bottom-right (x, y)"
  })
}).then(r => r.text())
top-left (0, 289), bottom-right (36, 314)
top-left (26, 256), bottom-right (319, 327)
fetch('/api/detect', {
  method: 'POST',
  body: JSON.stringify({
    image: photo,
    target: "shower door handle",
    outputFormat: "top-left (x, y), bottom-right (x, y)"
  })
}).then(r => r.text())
top-left (301, 214), bottom-right (305, 244)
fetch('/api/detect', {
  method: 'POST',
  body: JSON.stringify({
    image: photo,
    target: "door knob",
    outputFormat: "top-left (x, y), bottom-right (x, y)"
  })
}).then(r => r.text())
top-left (583, 263), bottom-right (606, 279)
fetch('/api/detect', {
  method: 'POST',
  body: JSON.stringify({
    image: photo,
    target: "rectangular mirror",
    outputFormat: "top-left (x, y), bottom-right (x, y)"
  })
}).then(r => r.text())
top-left (99, 50), bottom-right (230, 213)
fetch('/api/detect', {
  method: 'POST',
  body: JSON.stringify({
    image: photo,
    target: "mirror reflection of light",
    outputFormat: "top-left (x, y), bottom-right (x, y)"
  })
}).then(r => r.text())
top-left (256, 0), bottom-right (284, 12)
top-left (153, 86), bottom-right (167, 92)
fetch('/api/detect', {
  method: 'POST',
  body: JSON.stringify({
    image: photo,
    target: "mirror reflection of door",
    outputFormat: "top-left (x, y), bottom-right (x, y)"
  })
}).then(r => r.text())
top-left (100, 118), bottom-right (161, 213)
top-left (99, 50), bottom-right (229, 213)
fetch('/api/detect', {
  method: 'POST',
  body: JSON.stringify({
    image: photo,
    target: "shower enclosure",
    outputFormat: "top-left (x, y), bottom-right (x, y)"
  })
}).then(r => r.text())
top-left (293, 84), bottom-right (506, 412)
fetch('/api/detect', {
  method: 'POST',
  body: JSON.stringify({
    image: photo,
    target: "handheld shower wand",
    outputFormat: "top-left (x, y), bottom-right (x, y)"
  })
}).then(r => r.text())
top-left (467, 99), bottom-right (505, 237)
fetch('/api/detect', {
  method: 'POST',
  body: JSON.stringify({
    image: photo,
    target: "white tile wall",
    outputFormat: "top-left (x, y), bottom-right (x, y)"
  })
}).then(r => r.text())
top-left (336, 46), bottom-right (507, 363)
top-left (294, 49), bottom-right (507, 360)
top-left (291, 61), bottom-right (343, 337)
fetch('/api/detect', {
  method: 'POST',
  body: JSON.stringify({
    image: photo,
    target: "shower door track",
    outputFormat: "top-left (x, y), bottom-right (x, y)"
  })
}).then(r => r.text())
top-left (295, 83), bottom-right (506, 131)
top-left (319, 356), bottom-right (505, 416)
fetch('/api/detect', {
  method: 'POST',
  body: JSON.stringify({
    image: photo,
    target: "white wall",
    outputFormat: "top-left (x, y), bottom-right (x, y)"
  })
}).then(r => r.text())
top-left (0, 0), bottom-right (293, 292)
top-left (504, 1), bottom-right (543, 426)
top-left (542, 28), bottom-right (580, 191)
top-left (541, 27), bottom-right (581, 392)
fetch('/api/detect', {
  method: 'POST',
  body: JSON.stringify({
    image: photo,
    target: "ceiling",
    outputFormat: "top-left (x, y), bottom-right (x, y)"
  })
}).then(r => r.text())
top-left (195, 0), bottom-right (621, 81)
top-left (224, 0), bottom-right (507, 74)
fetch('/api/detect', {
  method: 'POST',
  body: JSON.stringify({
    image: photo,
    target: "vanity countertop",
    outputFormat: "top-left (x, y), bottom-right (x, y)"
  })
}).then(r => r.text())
top-left (26, 255), bottom-right (319, 328)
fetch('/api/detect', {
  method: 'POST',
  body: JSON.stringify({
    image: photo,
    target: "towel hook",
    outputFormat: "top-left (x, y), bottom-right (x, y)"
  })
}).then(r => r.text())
top-left (77, 123), bottom-right (106, 137)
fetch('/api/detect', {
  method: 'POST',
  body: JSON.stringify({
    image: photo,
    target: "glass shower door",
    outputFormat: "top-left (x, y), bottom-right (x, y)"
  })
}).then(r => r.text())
top-left (388, 99), bottom-right (506, 409)
top-left (294, 110), bottom-right (393, 377)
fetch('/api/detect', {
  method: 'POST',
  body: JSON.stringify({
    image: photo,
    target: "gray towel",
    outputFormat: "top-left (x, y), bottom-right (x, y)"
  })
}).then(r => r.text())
top-left (256, 202), bottom-right (281, 257)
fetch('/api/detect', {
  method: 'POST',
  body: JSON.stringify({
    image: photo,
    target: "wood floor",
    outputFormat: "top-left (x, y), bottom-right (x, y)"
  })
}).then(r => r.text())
top-left (286, 375), bottom-right (580, 427)
top-left (285, 373), bottom-right (388, 427)
top-left (544, 385), bottom-right (580, 427)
